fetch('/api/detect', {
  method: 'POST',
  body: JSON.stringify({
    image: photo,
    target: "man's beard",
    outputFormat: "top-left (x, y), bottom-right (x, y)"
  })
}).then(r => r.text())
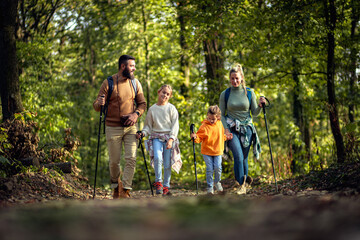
top-left (123, 67), bottom-right (134, 80)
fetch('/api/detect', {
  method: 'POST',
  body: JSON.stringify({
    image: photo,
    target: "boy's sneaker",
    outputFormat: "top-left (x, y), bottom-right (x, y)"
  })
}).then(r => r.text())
top-left (154, 182), bottom-right (163, 194)
top-left (215, 182), bottom-right (223, 192)
top-left (163, 187), bottom-right (172, 196)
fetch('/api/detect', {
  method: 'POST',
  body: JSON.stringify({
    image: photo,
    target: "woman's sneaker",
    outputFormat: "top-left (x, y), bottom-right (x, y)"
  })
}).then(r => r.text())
top-left (236, 177), bottom-right (247, 195)
top-left (163, 187), bottom-right (172, 196)
top-left (153, 182), bottom-right (163, 194)
top-left (246, 175), bottom-right (253, 185)
top-left (236, 185), bottom-right (246, 195)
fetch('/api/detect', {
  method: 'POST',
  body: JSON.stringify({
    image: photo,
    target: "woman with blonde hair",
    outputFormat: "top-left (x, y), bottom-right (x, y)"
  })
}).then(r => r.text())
top-left (219, 64), bottom-right (266, 194)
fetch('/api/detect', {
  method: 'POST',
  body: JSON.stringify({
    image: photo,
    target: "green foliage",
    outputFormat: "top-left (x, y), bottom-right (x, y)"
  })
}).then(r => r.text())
top-left (0, 156), bottom-right (10, 178)
top-left (0, 127), bottom-right (12, 155)
top-left (18, 34), bottom-right (74, 143)
top-left (0, 156), bottom-right (10, 165)
top-left (342, 120), bottom-right (360, 161)
top-left (11, 0), bottom-right (360, 189)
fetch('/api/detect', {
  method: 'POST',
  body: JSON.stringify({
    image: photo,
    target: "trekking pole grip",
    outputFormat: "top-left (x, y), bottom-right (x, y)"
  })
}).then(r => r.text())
top-left (260, 96), bottom-right (271, 107)
top-left (260, 96), bottom-right (271, 114)
top-left (136, 131), bottom-right (143, 148)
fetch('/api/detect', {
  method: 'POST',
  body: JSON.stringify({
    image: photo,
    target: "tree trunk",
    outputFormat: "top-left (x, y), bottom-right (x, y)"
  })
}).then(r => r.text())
top-left (291, 57), bottom-right (311, 173)
top-left (42, 162), bottom-right (72, 174)
top-left (324, 0), bottom-right (346, 163)
top-left (90, 46), bottom-right (96, 85)
top-left (16, 0), bottom-right (64, 42)
top-left (19, 158), bottom-right (72, 174)
top-left (141, 5), bottom-right (150, 111)
top-left (0, 0), bottom-right (24, 122)
top-left (203, 33), bottom-right (225, 106)
top-left (303, 118), bottom-right (311, 163)
top-left (84, 28), bottom-right (96, 85)
top-left (349, 0), bottom-right (359, 123)
top-left (177, 0), bottom-right (190, 98)
top-left (345, 0), bottom-right (359, 157)
top-left (291, 57), bottom-right (302, 173)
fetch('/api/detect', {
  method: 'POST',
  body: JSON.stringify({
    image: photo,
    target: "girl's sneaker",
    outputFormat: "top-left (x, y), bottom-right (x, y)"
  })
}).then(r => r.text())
top-left (207, 188), bottom-right (214, 195)
top-left (154, 182), bottom-right (163, 194)
top-left (215, 182), bottom-right (223, 192)
top-left (163, 187), bottom-right (172, 196)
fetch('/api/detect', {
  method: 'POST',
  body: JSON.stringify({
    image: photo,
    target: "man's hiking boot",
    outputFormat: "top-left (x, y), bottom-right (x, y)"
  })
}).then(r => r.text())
top-left (163, 187), bottom-right (172, 196)
top-left (154, 182), bottom-right (163, 194)
top-left (113, 178), bottom-right (122, 199)
top-left (120, 188), bottom-right (131, 198)
top-left (113, 187), bottom-right (120, 199)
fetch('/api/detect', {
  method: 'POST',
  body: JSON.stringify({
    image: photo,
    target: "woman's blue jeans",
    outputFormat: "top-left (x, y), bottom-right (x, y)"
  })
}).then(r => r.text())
top-left (227, 126), bottom-right (253, 185)
top-left (153, 138), bottom-right (172, 188)
top-left (202, 155), bottom-right (222, 191)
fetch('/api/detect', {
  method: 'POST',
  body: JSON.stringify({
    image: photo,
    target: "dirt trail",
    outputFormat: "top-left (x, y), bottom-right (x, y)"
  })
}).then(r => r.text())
top-left (1, 162), bottom-right (359, 240)
top-left (0, 189), bottom-right (359, 240)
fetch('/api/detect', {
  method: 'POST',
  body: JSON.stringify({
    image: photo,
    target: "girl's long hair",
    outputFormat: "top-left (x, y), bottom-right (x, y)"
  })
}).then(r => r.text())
top-left (158, 84), bottom-right (173, 97)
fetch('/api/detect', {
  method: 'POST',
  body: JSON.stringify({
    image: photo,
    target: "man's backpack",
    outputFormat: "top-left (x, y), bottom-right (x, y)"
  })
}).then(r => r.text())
top-left (105, 76), bottom-right (137, 106)
top-left (224, 87), bottom-right (252, 113)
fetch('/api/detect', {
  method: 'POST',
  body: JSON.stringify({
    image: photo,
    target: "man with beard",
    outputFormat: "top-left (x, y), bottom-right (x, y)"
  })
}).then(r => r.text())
top-left (93, 55), bottom-right (147, 199)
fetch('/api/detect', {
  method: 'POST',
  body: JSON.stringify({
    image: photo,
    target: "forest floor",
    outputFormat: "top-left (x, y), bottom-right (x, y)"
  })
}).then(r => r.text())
top-left (0, 162), bottom-right (359, 240)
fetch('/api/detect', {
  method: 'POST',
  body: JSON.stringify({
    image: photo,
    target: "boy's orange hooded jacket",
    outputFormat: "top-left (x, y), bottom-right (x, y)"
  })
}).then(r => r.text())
top-left (194, 119), bottom-right (226, 156)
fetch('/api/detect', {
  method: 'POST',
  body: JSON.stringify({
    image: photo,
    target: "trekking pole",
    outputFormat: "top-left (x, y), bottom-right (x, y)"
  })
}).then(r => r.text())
top-left (93, 103), bottom-right (104, 199)
top-left (261, 97), bottom-right (278, 193)
top-left (190, 124), bottom-right (199, 195)
top-left (137, 131), bottom-right (154, 196)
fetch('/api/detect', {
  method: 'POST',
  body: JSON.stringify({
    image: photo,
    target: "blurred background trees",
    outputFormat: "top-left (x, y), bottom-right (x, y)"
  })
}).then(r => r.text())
top-left (0, 0), bottom-right (359, 189)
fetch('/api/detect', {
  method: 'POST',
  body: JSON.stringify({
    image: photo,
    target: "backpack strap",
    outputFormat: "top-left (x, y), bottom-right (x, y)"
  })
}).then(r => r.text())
top-left (106, 76), bottom-right (114, 107)
top-left (246, 87), bottom-right (252, 107)
top-left (102, 76), bottom-right (114, 133)
top-left (104, 76), bottom-right (137, 112)
top-left (104, 76), bottom-right (114, 115)
top-left (224, 87), bottom-right (231, 112)
top-left (131, 79), bottom-right (138, 107)
top-left (224, 87), bottom-right (252, 113)
top-left (103, 76), bottom-right (138, 132)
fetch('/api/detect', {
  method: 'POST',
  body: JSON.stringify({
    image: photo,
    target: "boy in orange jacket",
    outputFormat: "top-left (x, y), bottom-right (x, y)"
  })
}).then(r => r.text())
top-left (191, 105), bottom-right (232, 194)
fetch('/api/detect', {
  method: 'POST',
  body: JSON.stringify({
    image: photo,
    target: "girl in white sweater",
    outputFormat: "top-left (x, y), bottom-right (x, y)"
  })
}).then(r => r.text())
top-left (137, 85), bottom-right (181, 195)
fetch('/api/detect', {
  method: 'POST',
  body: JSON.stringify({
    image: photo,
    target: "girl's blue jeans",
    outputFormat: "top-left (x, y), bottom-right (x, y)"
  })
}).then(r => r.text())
top-left (202, 155), bottom-right (222, 191)
top-left (153, 138), bottom-right (172, 188)
top-left (227, 126), bottom-right (253, 185)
